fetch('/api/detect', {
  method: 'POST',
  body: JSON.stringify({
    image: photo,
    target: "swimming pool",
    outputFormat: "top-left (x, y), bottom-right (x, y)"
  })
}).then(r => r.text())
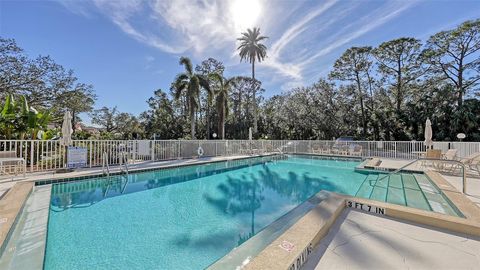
top-left (44, 155), bottom-right (460, 269)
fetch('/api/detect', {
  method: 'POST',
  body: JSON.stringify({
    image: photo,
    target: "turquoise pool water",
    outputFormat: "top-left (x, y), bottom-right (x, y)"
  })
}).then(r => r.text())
top-left (44, 155), bottom-right (460, 269)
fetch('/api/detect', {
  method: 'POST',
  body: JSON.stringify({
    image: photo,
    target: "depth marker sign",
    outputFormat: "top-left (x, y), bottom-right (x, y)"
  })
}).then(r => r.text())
top-left (346, 200), bottom-right (386, 215)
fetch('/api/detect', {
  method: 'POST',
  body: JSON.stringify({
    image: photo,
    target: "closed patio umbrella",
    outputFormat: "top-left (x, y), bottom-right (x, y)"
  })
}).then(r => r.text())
top-left (60, 111), bottom-right (73, 171)
top-left (424, 118), bottom-right (433, 149)
top-left (60, 111), bottom-right (73, 147)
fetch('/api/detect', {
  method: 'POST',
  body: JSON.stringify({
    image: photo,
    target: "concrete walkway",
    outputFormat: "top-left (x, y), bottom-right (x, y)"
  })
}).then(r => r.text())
top-left (303, 209), bottom-right (480, 270)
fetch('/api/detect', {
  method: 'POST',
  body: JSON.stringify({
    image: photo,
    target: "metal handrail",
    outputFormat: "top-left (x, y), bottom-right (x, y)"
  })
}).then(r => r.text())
top-left (102, 152), bottom-right (110, 177)
top-left (376, 157), bottom-right (467, 194)
top-left (119, 152), bottom-right (129, 175)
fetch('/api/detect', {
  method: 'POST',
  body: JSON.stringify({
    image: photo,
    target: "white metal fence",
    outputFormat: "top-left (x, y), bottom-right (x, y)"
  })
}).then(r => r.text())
top-left (1, 139), bottom-right (479, 173)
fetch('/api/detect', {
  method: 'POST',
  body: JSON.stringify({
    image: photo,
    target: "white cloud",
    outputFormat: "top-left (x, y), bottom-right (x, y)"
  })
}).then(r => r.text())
top-left (299, 1), bottom-right (418, 68)
top-left (269, 0), bottom-right (338, 59)
top-left (58, 0), bottom-right (418, 91)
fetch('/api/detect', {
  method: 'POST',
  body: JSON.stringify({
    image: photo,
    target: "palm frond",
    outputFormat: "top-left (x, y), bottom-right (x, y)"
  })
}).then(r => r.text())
top-left (179, 56), bottom-right (193, 75)
top-left (197, 75), bottom-right (212, 96)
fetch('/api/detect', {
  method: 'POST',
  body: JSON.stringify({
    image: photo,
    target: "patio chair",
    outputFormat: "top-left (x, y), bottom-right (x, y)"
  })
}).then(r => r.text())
top-left (424, 149), bottom-right (442, 169)
top-left (311, 144), bottom-right (322, 154)
top-left (443, 149), bottom-right (458, 160)
top-left (0, 151), bottom-right (26, 177)
top-left (458, 152), bottom-right (480, 165)
top-left (320, 144), bottom-right (331, 154)
top-left (350, 145), bottom-right (363, 156)
top-left (333, 145), bottom-right (349, 156)
top-left (451, 152), bottom-right (480, 174)
top-left (439, 149), bottom-right (458, 171)
top-left (264, 143), bottom-right (274, 153)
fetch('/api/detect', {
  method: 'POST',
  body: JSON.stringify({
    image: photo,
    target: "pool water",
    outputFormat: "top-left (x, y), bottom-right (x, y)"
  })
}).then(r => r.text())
top-left (44, 155), bottom-right (460, 270)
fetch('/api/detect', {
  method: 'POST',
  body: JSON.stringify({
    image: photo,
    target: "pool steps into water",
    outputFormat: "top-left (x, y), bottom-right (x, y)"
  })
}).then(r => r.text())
top-left (355, 172), bottom-right (460, 216)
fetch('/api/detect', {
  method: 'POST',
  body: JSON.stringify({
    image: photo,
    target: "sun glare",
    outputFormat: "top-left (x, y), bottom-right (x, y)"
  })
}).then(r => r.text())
top-left (231, 0), bottom-right (261, 32)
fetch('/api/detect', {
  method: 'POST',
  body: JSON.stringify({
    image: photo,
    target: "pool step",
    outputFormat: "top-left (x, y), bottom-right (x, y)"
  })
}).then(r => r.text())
top-left (355, 174), bottom-right (379, 198)
top-left (356, 172), bottom-right (460, 217)
top-left (369, 175), bottom-right (388, 201)
top-left (413, 174), bottom-right (459, 216)
top-left (402, 174), bottom-right (431, 211)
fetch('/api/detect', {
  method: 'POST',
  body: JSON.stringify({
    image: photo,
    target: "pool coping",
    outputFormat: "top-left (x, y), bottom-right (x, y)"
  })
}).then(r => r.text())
top-left (0, 185), bottom-right (51, 270)
top-left (0, 182), bottom-right (34, 258)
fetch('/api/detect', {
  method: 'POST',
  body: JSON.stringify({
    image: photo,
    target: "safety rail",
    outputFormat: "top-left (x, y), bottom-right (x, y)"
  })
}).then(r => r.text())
top-left (376, 158), bottom-right (467, 194)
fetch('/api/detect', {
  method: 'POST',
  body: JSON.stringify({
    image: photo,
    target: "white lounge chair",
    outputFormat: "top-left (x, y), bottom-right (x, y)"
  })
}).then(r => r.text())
top-left (443, 149), bottom-right (458, 160)
top-left (350, 145), bottom-right (363, 156)
top-left (447, 151), bottom-right (480, 174)
top-left (0, 151), bottom-right (26, 177)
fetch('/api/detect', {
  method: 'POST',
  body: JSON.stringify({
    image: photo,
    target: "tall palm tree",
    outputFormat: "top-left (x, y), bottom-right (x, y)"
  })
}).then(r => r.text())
top-left (210, 74), bottom-right (236, 139)
top-left (237, 27), bottom-right (268, 135)
top-left (173, 57), bottom-right (211, 139)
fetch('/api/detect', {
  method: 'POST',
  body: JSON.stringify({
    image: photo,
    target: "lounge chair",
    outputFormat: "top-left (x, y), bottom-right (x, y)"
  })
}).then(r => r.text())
top-left (443, 151), bottom-right (480, 174)
top-left (439, 149), bottom-right (458, 171)
top-left (0, 151), bottom-right (26, 177)
top-left (311, 144), bottom-right (323, 154)
top-left (458, 152), bottom-right (480, 165)
top-left (452, 152), bottom-right (480, 173)
top-left (350, 145), bottom-right (363, 156)
top-left (443, 149), bottom-right (458, 160)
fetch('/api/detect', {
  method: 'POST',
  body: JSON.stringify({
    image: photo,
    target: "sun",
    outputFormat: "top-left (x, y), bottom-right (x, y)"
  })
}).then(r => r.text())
top-left (231, 0), bottom-right (262, 32)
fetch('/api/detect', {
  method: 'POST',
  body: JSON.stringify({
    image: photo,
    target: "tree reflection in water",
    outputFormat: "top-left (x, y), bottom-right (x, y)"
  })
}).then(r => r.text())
top-left (205, 174), bottom-right (264, 245)
top-left (205, 163), bottom-right (343, 245)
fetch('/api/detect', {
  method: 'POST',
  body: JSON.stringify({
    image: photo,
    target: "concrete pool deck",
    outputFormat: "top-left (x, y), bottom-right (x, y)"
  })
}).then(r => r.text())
top-left (302, 208), bottom-right (480, 270)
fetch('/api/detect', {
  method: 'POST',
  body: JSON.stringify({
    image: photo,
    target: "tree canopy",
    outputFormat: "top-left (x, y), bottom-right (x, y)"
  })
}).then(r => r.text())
top-left (2, 19), bottom-right (480, 141)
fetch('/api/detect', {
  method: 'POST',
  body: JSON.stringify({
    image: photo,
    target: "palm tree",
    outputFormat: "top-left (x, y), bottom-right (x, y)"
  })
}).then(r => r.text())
top-left (237, 27), bottom-right (268, 135)
top-left (210, 74), bottom-right (236, 139)
top-left (173, 57), bottom-right (211, 139)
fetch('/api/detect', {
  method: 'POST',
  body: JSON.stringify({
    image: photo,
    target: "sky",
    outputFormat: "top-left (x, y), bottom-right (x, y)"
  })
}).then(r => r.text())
top-left (1, 0), bottom-right (480, 124)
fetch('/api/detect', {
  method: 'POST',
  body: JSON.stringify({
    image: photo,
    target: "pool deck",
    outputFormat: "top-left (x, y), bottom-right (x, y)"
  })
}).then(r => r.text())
top-left (302, 208), bottom-right (480, 270)
top-left (1, 154), bottom-right (480, 270)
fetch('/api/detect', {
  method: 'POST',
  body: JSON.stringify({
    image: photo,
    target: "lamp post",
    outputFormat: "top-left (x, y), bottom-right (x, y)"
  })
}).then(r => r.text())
top-left (212, 133), bottom-right (218, 156)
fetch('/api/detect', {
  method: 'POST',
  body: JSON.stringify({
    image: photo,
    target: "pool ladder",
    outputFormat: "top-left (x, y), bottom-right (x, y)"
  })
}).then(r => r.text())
top-left (119, 152), bottom-right (129, 194)
top-left (102, 152), bottom-right (130, 197)
top-left (102, 152), bottom-right (110, 177)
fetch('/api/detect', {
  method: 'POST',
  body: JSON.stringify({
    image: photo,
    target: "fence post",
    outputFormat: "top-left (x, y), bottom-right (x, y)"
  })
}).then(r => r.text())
top-left (151, 140), bottom-right (155, 161)
top-left (30, 140), bottom-right (34, 172)
top-left (394, 142), bottom-right (397, 159)
top-left (89, 141), bottom-right (93, 168)
top-left (132, 140), bottom-right (137, 162)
